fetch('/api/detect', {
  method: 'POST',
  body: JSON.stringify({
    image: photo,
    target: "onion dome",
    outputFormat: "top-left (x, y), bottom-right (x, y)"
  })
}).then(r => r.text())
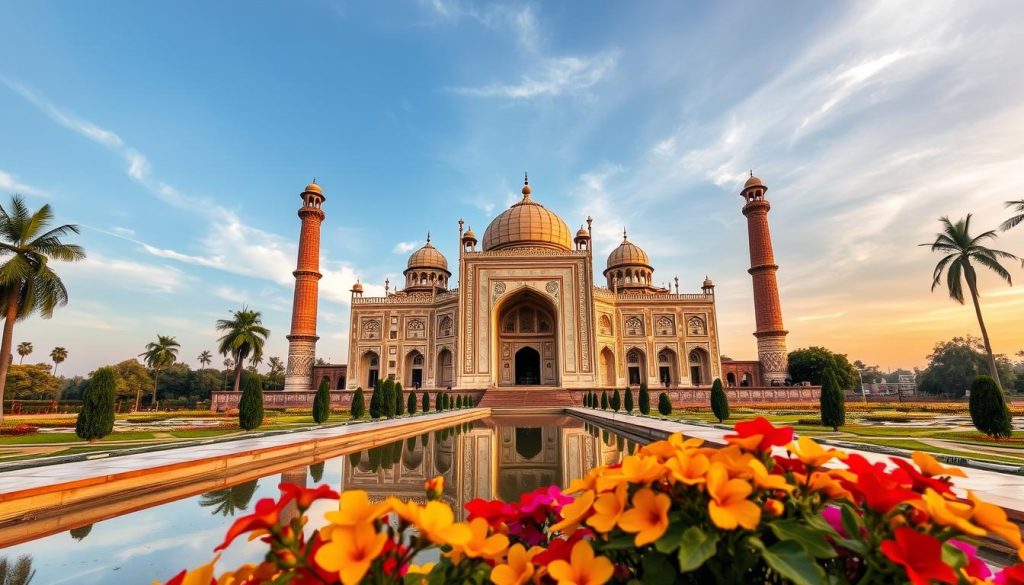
top-left (304, 182), bottom-right (323, 195)
top-left (703, 276), bottom-right (714, 288)
top-left (407, 233), bottom-right (449, 271)
top-left (462, 226), bottom-right (477, 245)
top-left (351, 280), bottom-right (364, 293)
top-left (576, 225), bottom-right (589, 239)
top-left (605, 229), bottom-right (652, 272)
top-left (482, 174), bottom-right (572, 252)
top-left (743, 175), bottom-right (763, 189)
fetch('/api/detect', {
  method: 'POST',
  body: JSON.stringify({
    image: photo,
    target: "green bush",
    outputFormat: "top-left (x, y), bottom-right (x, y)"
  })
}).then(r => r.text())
top-left (969, 375), bottom-right (1013, 438)
top-left (658, 392), bottom-right (672, 416)
top-left (407, 391), bottom-right (417, 414)
top-left (422, 391), bottom-right (430, 412)
top-left (75, 367), bottom-right (116, 441)
top-left (238, 374), bottom-right (264, 430)
top-left (710, 378), bottom-right (729, 423)
top-left (465, 395), bottom-right (474, 407)
top-left (611, 389), bottom-right (621, 412)
top-left (369, 379), bottom-right (381, 419)
top-left (312, 377), bottom-right (331, 424)
top-left (639, 384), bottom-right (651, 415)
top-left (820, 368), bottom-right (846, 431)
top-left (601, 391), bottom-right (608, 410)
top-left (435, 392), bottom-right (443, 412)
top-left (350, 387), bottom-right (366, 419)
top-left (456, 395), bottom-right (463, 408)
top-left (624, 388), bottom-right (634, 413)
top-left (381, 380), bottom-right (396, 418)
top-left (394, 382), bottom-right (404, 416)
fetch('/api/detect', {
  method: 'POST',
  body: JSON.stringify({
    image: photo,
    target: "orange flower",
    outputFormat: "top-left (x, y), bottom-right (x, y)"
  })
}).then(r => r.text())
top-left (914, 489), bottom-right (986, 537)
top-left (968, 491), bottom-right (1024, 560)
top-left (617, 487), bottom-right (671, 546)
top-left (763, 499), bottom-right (785, 517)
top-left (597, 455), bottom-right (665, 491)
top-left (665, 451), bottom-right (710, 486)
top-left (708, 445), bottom-right (755, 478)
top-left (424, 476), bottom-right (445, 500)
top-left (786, 436), bottom-right (846, 467)
top-left (315, 523), bottom-right (388, 585)
top-left (160, 555), bottom-right (219, 585)
top-left (912, 452), bottom-right (966, 478)
top-left (586, 484), bottom-right (628, 534)
top-left (706, 462), bottom-right (760, 530)
top-left (448, 518), bottom-right (510, 563)
top-left (547, 540), bottom-right (614, 585)
top-left (551, 490), bottom-right (596, 533)
top-left (749, 459), bottom-right (794, 493)
top-left (491, 543), bottom-right (539, 585)
top-left (326, 490), bottom-right (390, 528)
top-left (807, 471), bottom-right (854, 501)
top-left (410, 501), bottom-right (472, 546)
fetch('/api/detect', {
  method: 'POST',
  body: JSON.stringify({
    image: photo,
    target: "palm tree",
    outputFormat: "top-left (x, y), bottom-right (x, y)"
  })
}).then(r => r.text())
top-left (0, 195), bottom-right (85, 423)
top-left (16, 341), bottom-right (31, 364)
top-left (198, 349), bottom-right (213, 369)
top-left (921, 214), bottom-right (1018, 387)
top-left (216, 307), bottom-right (270, 393)
top-left (267, 356), bottom-right (284, 390)
top-left (50, 346), bottom-right (67, 378)
top-left (198, 480), bottom-right (259, 517)
top-left (999, 199), bottom-right (1024, 232)
top-left (248, 353), bottom-right (263, 374)
top-left (139, 335), bottom-right (180, 410)
top-left (222, 357), bottom-right (234, 390)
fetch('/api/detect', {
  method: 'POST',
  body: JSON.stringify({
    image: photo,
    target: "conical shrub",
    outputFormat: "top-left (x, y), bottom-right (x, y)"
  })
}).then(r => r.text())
top-left (710, 378), bottom-right (730, 423)
top-left (969, 375), bottom-right (1013, 438)
top-left (601, 391), bottom-right (608, 410)
top-left (624, 388), bottom-right (634, 413)
top-left (658, 392), bottom-right (672, 416)
top-left (820, 367), bottom-right (846, 431)
top-left (312, 376), bottom-right (331, 424)
top-left (422, 391), bottom-right (430, 412)
top-left (407, 391), bottom-right (417, 415)
top-left (639, 384), bottom-right (651, 415)
top-left (611, 389), bottom-right (621, 412)
top-left (394, 382), bottom-right (404, 416)
top-left (238, 374), bottom-right (264, 430)
top-left (350, 387), bottom-right (366, 419)
top-left (75, 367), bottom-right (116, 441)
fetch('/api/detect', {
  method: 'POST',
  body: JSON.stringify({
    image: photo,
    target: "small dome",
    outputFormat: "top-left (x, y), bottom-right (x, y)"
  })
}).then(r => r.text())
top-left (605, 231), bottom-right (652, 272)
top-left (407, 237), bottom-right (449, 271)
top-left (743, 175), bottom-right (763, 189)
top-left (575, 225), bottom-right (590, 239)
top-left (703, 277), bottom-right (714, 288)
top-left (481, 177), bottom-right (571, 252)
top-left (304, 182), bottom-right (323, 194)
top-left (351, 281), bottom-right (364, 293)
top-left (463, 227), bottom-right (477, 242)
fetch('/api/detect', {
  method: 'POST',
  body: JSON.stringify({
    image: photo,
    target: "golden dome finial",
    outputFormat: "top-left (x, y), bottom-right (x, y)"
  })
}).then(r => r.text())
top-left (426, 231), bottom-right (431, 244)
top-left (522, 171), bottom-right (531, 198)
top-left (623, 227), bottom-right (628, 241)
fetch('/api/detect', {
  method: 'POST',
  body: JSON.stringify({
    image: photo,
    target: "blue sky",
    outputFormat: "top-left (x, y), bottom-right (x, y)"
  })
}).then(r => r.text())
top-left (2, 0), bottom-right (1024, 376)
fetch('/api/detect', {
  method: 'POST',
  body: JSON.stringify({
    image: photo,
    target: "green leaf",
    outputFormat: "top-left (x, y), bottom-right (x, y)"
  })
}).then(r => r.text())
top-left (759, 540), bottom-right (827, 585)
top-left (941, 542), bottom-right (968, 571)
top-left (768, 519), bottom-right (838, 559)
top-left (599, 533), bottom-right (638, 550)
top-left (839, 503), bottom-right (861, 539)
top-left (655, 520), bottom-right (687, 553)
top-left (642, 551), bottom-right (678, 585)
top-left (677, 526), bottom-right (719, 573)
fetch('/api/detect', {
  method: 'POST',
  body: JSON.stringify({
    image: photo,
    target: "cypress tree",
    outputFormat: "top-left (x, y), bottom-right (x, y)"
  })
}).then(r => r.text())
top-left (443, 392), bottom-right (451, 410)
top-left (407, 391), bottom-right (417, 415)
top-left (369, 379), bottom-right (381, 419)
top-left (75, 367), bottom-right (117, 441)
top-left (624, 387), bottom-right (634, 413)
top-left (465, 394), bottom-right (474, 408)
top-left (820, 367), bottom-right (846, 431)
top-left (312, 376), bottom-right (331, 424)
top-left (710, 378), bottom-right (730, 423)
top-left (639, 383), bottom-right (651, 415)
top-left (382, 380), bottom-right (396, 418)
top-left (422, 391), bottom-right (430, 412)
top-left (435, 391), bottom-right (443, 411)
top-left (395, 382), bottom-right (405, 416)
top-left (611, 389), bottom-right (621, 412)
top-left (238, 374), bottom-right (264, 430)
top-left (601, 391), bottom-right (608, 410)
top-left (309, 461), bottom-right (325, 482)
top-left (658, 392), bottom-right (672, 416)
top-left (350, 387), bottom-right (366, 419)
top-left (456, 395), bottom-right (463, 408)
top-left (969, 375), bottom-right (1013, 438)
top-left (589, 391), bottom-right (596, 408)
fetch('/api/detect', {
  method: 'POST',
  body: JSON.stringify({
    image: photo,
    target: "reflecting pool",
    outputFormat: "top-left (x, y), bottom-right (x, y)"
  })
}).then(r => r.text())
top-left (0, 415), bottom-right (637, 584)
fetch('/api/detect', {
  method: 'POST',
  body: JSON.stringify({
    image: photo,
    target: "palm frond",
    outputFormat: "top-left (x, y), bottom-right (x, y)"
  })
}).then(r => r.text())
top-left (945, 258), bottom-right (965, 304)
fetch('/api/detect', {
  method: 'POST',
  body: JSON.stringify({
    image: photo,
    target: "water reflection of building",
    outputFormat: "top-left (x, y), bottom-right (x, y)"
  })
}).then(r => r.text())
top-left (342, 416), bottom-right (624, 517)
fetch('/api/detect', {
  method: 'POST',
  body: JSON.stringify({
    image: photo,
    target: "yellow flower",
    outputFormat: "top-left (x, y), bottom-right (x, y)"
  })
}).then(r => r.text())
top-left (749, 459), bottom-right (794, 493)
top-left (617, 487), bottom-right (671, 546)
top-left (547, 540), bottom-right (614, 585)
top-left (586, 484), bottom-right (628, 534)
top-left (314, 523), bottom-right (388, 585)
top-left (424, 476), bottom-right (445, 500)
top-left (709, 445), bottom-right (755, 478)
top-left (448, 517), bottom-right (510, 563)
top-left (665, 451), bottom-right (710, 486)
top-left (912, 451), bottom-right (966, 478)
top-left (968, 491), bottom-right (1024, 560)
top-left (411, 501), bottom-right (472, 546)
top-left (215, 563), bottom-right (277, 585)
top-left (159, 555), bottom-right (219, 585)
top-left (405, 562), bottom-right (436, 585)
top-left (806, 471), bottom-right (854, 501)
top-left (325, 490), bottom-right (390, 528)
top-left (706, 462), bottom-right (761, 530)
top-left (786, 436), bottom-right (846, 467)
top-left (640, 434), bottom-right (703, 459)
top-left (491, 543), bottom-right (538, 585)
top-left (596, 455), bottom-right (664, 491)
top-left (914, 489), bottom-right (986, 537)
top-left (551, 489), bottom-right (596, 533)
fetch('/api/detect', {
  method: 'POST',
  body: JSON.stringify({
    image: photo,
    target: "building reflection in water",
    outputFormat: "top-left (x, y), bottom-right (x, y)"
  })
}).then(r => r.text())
top-left (343, 416), bottom-right (629, 519)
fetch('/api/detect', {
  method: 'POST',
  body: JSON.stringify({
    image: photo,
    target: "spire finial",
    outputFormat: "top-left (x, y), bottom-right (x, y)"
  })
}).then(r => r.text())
top-left (623, 227), bottom-right (628, 241)
top-left (426, 231), bottom-right (431, 244)
top-left (524, 171), bottom-right (529, 186)
top-left (521, 172), bottom-right (532, 198)
top-left (749, 169), bottom-right (753, 178)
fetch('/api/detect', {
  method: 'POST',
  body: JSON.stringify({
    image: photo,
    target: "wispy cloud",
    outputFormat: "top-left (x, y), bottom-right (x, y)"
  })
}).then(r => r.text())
top-left (393, 240), bottom-right (419, 254)
top-left (0, 169), bottom-right (50, 197)
top-left (63, 253), bottom-right (189, 294)
top-left (420, 1), bottom-right (540, 51)
top-left (449, 51), bottom-right (619, 99)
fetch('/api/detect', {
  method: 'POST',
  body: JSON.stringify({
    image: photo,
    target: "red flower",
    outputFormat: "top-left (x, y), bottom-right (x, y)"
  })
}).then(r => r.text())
top-left (724, 417), bottom-right (793, 452)
top-left (889, 458), bottom-right (954, 496)
top-left (214, 496), bottom-right (289, 552)
top-left (880, 528), bottom-right (957, 585)
top-left (532, 530), bottom-right (590, 566)
top-left (380, 538), bottom-right (411, 576)
top-left (279, 483), bottom-right (339, 510)
top-left (844, 454), bottom-right (919, 513)
top-left (520, 485), bottom-right (572, 514)
top-left (466, 498), bottom-right (515, 527)
top-left (997, 564), bottom-right (1024, 585)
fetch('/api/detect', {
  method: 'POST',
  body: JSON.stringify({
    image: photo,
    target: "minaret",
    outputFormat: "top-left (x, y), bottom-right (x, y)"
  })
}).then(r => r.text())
top-left (740, 173), bottom-right (789, 385)
top-left (284, 182), bottom-right (326, 392)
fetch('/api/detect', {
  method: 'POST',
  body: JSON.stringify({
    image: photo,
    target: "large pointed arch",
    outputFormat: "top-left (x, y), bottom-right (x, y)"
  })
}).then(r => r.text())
top-left (492, 287), bottom-right (559, 387)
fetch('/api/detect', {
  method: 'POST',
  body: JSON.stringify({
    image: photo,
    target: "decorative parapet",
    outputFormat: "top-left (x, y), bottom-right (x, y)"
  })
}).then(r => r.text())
top-left (464, 247), bottom-right (589, 258)
top-left (353, 288), bottom-right (459, 305)
top-left (592, 287), bottom-right (710, 302)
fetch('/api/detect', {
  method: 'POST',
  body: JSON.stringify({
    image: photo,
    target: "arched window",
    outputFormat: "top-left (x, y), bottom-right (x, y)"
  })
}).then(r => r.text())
top-left (687, 316), bottom-right (706, 335)
top-left (598, 314), bottom-right (613, 336)
top-left (624, 316), bottom-right (644, 336)
top-left (627, 349), bottom-right (640, 364)
top-left (656, 315), bottom-right (675, 335)
top-left (362, 319), bottom-right (381, 340)
top-left (406, 318), bottom-right (425, 340)
top-left (438, 315), bottom-right (454, 337)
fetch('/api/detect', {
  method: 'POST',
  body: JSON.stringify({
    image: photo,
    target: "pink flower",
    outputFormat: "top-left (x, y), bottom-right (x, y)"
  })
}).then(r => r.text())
top-left (520, 486), bottom-right (572, 514)
top-left (950, 540), bottom-right (991, 581)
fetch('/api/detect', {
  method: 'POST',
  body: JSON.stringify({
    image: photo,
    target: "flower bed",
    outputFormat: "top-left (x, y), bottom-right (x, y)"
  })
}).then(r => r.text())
top-left (163, 418), bottom-right (1024, 585)
top-left (0, 424), bottom-right (39, 436)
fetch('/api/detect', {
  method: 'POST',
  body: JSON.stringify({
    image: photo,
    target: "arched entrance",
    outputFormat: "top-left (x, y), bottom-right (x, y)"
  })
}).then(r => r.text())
top-left (689, 348), bottom-right (709, 386)
top-left (626, 348), bottom-right (646, 387)
top-left (405, 350), bottom-right (424, 389)
top-left (495, 290), bottom-right (558, 386)
top-left (600, 347), bottom-right (615, 387)
top-left (436, 348), bottom-right (453, 388)
top-left (726, 372), bottom-right (737, 386)
top-left (657, 348), bottom-right (678, 387)
top-left (361, 351), bottom-right (380, 388)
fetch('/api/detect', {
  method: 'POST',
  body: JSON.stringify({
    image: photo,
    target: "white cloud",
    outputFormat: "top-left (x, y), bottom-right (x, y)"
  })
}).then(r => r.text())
top-left (393, 240), bottom-right (420, 254)
top-left (420, 1), bottom-right (540, 51)
top-left (63, 253), bottom-right (188, 294)
top-left (449, 51), bottom-right (619, 99)
top-left (0, 169), bottom-right (50, 197)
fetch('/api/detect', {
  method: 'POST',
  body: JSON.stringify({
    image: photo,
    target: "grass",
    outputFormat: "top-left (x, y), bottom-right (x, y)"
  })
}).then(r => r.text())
top-left (0, 431), bottom-right (157, 444)
top-left (839, 438), bottom-right (1024, 466)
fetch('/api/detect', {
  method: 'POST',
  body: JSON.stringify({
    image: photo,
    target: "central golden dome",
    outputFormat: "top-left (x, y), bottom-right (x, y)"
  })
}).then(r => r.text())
top-left (482, 179), bottom-right (571, 252)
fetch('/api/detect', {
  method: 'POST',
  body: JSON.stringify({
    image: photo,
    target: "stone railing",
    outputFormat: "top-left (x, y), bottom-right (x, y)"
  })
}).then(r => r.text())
top-left (353, 288), bottom-right (458, 305)
top-left (592, 287), bottom-right (710, 302)
top-left (211, 388), bottom-right (485, 412)
top-left (567, 385), bottom-right (821, 406)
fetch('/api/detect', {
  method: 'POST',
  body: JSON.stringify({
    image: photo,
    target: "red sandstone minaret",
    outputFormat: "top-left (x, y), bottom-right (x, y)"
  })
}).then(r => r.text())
top-left (284, 182), bottom-right (326, 392)
top-left (741, 174), bottom-right (789, 384)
